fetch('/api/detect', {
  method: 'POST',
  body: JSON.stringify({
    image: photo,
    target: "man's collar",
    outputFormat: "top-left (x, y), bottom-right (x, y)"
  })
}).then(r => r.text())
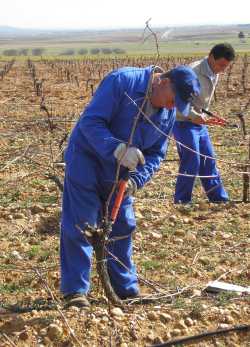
top-left (136, 65), bottom-right (164, 94)
top-left (203, 58), bottom-right (217, 79)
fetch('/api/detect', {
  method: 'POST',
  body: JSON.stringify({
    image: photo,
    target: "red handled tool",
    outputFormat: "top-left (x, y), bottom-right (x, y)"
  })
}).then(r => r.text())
top-left (206, 118), bottom-right (227, 126)
top-left (202, 108), bottom-right (227, 126)
top-left (111, 171), bottom-right (130, 222)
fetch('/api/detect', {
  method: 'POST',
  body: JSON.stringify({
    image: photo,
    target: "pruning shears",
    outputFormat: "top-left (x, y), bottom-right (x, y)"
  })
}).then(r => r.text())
top-left (111, 171), bottom-right (130, 222)
top-left (202, 108), bottom-right (228, 126)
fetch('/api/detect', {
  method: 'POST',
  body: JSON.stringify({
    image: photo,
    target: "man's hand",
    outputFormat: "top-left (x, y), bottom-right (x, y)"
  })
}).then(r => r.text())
top-left (191, 113), bottom-right (227, 126)
top-left (114, 143), bottom-right (145, 170)
top-left (125, 178), bottom-right (137, 197)
top-left (191, 114), bottom-right (208, 125)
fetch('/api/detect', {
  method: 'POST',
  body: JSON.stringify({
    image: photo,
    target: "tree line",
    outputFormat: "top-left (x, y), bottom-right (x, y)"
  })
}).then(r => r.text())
top-left (1, 47), bottom-right (126, 57)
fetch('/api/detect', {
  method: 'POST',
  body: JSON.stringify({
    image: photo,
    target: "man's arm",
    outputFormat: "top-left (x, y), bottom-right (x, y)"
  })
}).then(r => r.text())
top-left (130, 135), bottom-right (168, 189)
top-left (184, 59), bottom-right (218, 124)
top-left (186, 108), bottom-right (208, 124)
top-left (185, 93), bottom-right (209, 124)
top-left (78, 72), bottom-right (124, 162)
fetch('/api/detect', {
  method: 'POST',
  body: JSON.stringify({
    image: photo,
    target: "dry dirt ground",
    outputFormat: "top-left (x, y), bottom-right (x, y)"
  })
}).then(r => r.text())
top-left (0, 57), bottom-right (250, 346)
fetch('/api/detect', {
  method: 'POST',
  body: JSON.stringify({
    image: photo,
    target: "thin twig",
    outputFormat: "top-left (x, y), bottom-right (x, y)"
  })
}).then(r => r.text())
top-left (33, 268), bottom-right (83, 347)
top-left (0, 333), bottom-right (16, 347)
top-left (124, 92), bottom-right (248, 170)
top-left (143, 18), bottom-right (160, 63)
top-left (1, 145), bottom-right (30, 172)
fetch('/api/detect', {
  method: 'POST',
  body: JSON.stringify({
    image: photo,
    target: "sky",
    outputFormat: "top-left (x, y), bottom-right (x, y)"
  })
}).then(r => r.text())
top-left (1, 0), bottom-right (249, 29)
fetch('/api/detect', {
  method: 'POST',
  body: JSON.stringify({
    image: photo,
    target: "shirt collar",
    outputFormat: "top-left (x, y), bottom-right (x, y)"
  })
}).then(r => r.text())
top-left (205, 58), bottom-right (217, 80)
top-left (136, 65), bottom-right (164, 94)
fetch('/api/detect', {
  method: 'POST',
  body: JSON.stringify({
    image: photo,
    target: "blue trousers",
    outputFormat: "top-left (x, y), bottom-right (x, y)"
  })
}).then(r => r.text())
top-left (60, 147), bottom-right (139, 299)
top-left (173, 121), bottom-right (229, 203)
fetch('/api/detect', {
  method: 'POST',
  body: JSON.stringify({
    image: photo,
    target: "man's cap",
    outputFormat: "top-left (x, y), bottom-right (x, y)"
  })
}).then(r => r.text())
top-left (168, 65), bottom-right (201, 116)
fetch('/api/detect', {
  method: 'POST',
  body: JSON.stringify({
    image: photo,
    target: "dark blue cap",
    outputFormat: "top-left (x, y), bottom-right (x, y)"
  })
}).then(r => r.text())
top-left (168, 65), bottom-right (201, 116)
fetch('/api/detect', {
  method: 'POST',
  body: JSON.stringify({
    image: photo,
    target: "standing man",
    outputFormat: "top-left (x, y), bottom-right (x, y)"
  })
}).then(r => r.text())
top-left (60, 65), bottom-right (200, 307)
top-left (173, 43), bottom-right (235, 204)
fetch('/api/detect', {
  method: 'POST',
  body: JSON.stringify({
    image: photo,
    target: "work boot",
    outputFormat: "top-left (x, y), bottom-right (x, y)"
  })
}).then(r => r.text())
top-left (119, 291), bottom-right (140, 300)
top-left (64, 293), bottom-right (90, 308)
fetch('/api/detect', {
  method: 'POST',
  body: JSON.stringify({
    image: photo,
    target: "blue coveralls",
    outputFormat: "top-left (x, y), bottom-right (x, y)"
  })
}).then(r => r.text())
top-left (60, 66), bottom-right (176, 298)
top-left (173, 121), bottom-right (229, 203)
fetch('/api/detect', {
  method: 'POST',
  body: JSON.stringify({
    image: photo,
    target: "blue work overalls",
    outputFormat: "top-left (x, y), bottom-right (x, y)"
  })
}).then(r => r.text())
top-left (173, 121), bottom-right (229, 203)
top-left (60, 66), bottom-right (176, 298)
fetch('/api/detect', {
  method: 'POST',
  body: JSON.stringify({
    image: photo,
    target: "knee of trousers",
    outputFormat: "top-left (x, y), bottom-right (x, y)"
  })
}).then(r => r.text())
top-left (112, 216), bottom-right (136, 234)
top-left (179, 155), bottom-right (200, 175)
top-left (108, 196), bottom-right (136, 235)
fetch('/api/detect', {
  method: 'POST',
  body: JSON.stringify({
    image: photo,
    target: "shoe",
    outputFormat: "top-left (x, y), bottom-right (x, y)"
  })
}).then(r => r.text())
top-left (121, 293), bottom-right (153, 304)
top-left (64, 293), bottom-right (90, 308)
top-left (119, 291), bottom-right (140, 300)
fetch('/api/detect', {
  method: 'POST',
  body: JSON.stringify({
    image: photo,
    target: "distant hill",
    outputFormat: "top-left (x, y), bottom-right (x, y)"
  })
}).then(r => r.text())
top-left (0, 26), bottom-right (142, 42)
top-left (0, 24), bottom-right (249, 42)
top-left (0, 26), bottom-right (39, 35)
top-left (0, 24), bottom-right (249, 56)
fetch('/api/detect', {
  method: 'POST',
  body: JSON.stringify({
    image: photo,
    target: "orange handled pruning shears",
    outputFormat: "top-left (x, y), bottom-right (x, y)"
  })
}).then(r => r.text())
top-left (111, 171), bottom-right (130, 222)
top-left (202, 108), bottom-right (228, 126)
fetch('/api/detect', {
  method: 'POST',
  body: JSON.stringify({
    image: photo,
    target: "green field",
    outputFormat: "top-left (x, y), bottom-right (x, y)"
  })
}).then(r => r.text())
top-left (0, 26), bottom-right (250, 57)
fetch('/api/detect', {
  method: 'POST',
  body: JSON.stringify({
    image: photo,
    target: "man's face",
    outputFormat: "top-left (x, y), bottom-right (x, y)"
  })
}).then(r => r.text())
top-left (208, 55), bottom-right (231, 74)
top-left (151, 78), bottom-right (176, 109)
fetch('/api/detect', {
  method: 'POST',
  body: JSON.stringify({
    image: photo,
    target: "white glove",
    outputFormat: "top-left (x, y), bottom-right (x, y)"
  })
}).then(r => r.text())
top-left (114, 143), bottom-right (145, 170)
top-left (125, 178), bottom-right (137, 197)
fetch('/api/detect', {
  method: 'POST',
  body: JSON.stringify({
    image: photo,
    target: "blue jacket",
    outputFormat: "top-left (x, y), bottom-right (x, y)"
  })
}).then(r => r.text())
top-left (65, 66), bottom-right (176, 189)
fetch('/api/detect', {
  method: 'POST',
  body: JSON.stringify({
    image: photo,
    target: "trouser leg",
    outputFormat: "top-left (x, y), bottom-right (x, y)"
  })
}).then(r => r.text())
top-left (199, 130), bottom-right (229, 202)
top-left (60, 226), bottom-right (93, 296)
top-left (107, 196), bottom-right (139, 299)
top-left (173, 123), bottom-right (200, 203)
top-left (60, 173), bottom-right (102, 296)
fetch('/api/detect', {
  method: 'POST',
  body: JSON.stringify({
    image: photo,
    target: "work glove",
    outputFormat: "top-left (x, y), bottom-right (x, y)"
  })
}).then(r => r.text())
top-left (114, 143), bottom-right (145, 170)
top-left (125, 178), bottom-right (137, 197)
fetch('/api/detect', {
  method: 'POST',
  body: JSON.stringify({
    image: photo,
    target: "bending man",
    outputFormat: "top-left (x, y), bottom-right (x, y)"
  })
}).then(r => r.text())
top-left (60, 65), bottom-right (200, 307)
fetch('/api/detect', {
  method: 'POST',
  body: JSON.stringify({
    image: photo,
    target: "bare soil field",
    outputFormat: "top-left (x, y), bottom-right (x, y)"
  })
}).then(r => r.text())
top-left (0, 56), bottom-right (250, 346)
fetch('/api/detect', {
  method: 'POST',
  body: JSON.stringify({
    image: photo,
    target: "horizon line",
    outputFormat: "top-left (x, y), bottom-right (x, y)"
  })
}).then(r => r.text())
top-left (1, 23), bottom-right (250, 31)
